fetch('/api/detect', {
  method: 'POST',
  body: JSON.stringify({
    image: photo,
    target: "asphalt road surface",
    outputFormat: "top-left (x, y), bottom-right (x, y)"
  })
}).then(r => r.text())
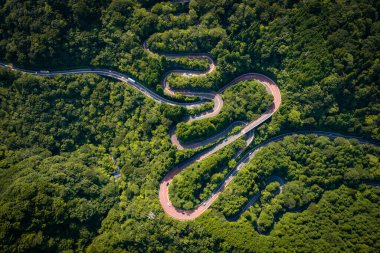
top-left (1, 45), bottom-right (378, 221)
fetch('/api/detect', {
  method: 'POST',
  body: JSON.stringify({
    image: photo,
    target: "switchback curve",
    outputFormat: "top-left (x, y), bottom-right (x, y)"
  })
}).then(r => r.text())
top-left (143, 43), bottom-right (281, 150)
top-left (3, 45), bottom-right (375, 222)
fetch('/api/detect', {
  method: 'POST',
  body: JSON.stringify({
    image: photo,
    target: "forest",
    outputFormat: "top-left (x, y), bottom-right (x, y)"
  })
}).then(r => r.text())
top-left (0, 0), bottom-right (379, 252)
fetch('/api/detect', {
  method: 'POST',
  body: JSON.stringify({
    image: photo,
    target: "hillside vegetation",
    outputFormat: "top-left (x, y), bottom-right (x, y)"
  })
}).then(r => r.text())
top-left (0, 0), bottom-right (379, 252)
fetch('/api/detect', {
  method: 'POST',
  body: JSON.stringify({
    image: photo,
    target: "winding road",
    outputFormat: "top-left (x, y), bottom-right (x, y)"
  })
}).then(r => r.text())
top-left (1, 43), bottom-right (378, 221)
top-left (144, 44), bottom-right (281, 149)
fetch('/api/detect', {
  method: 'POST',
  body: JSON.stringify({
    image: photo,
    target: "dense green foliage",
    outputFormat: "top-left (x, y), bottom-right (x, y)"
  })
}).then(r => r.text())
top-left (0, 145), bottom-right (118, 252)
top-left (170, 139), bottom-right (245, 209)
top-left (0, 69), bottom-right (183, 154)
top-left (169, 56), bottom-right (209, 72)
top-left (215, 135), bottom-right (380, 232)
top-left (176, 80), bottom-right (272, 143)
top-left (0, 0), bottom-right (379, 252)
top-left (272, 186), bottom-right (380, 252)
top-left (147, 26), bottom-right (226, 53)
top-left (198, 185), bottom-right (380, 252)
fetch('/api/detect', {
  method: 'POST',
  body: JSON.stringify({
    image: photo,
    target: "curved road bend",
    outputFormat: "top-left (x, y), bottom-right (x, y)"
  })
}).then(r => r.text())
top-left (144, 44), bottom-right (282, 150)
top-left (169, 73), bottom-right (281, 150)
top-left (160, 131), bottom-right (380, 220)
